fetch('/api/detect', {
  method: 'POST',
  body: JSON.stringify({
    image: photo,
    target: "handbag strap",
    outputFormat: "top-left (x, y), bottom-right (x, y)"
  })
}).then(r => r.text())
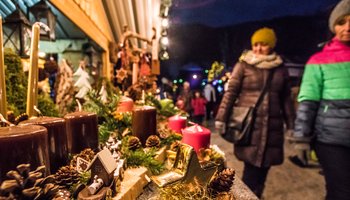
top-left (253, 69), bottom-right (275, 110)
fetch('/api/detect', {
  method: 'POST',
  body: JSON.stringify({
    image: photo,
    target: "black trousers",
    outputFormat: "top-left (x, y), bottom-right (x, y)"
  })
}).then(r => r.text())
top-left (314, 142), bottom-right (350, 200)
top-left (206, 101), bottom-right (214, 120)
top-left (242, 162), bottom-right (270, 198)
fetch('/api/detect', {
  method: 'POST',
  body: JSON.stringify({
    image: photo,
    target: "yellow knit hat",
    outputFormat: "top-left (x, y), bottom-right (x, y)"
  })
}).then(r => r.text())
top-left (251, 27), bottom-right (277, 49)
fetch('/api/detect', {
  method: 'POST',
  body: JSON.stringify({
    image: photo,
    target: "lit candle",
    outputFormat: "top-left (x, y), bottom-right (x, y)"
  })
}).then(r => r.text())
top-left (19, 117), bottom-right (68, 173)
top-left (0, 16), bottom-right (7, 119)
top-left (64, 111), bottom-right (99, 154)
top-left (26, 23), bottom-right (40, 117)
top-left (181, 124), bottom-right (211, 153)
top-left (132, 106), bottom-right (157, 145)
top-left (168, 115), bottom-right (187, 134)
top-left (0, 125), bottom-right (50, 181)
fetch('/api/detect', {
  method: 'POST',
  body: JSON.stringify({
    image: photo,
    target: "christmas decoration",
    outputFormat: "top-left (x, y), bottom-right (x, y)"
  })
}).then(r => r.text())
top-left (115, 67), bottom-right (128, 83)
top-left (73, 62), bottom-right (92, 99)
top-left (208, 168), bottom-right (235, 197)
top-left (145, 135), bottom-right (161, 148)
top-left (70, 148), bottom-right (96, 168)
top-left (127, 136), bottom-right (141, 151)
top-left (14, 113), bottom-right (29, 125)
top-left (208, 61), bottom-right (225, 82)
top-left (54, 165), bottom-right (81, 189)
top-left (151, 143), bottom-right (217, 187)
top-left (56, 59), bottom-right (74, 115)
top-left (198, 145), bottom-right (226, 166)
top-left (99, 84), bottom-right (108, 104)
top-left (159, 178), bottom-right (212, 200)
top-left (0, 164), bottom-right (60, 199)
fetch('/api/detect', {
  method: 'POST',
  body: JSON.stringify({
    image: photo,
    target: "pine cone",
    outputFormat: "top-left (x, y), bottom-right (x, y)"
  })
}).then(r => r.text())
top-left (208, 168), bottom-right (235, 196)
top-left (128, 136), bottom-right (141, 151)
top-left (14, 113), bottom-right (29, 125)
top-left (0, 164), bottom-right (60, 199)
top-left (170, 141), bottom-right (181, 151)
top-left (54, 166), bottom-right (80, 188)
top-left (145, 135), bottom-right (161, 148)
top-left (70, 148), bottom-right (95, 168)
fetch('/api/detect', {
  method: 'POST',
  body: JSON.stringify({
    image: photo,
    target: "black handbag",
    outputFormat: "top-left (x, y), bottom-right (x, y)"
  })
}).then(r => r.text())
top-left (221, 70), bottom-right (274, 145)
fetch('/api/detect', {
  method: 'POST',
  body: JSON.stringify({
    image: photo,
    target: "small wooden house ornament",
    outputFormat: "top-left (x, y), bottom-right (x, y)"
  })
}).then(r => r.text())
top-left (87, 149), bottom-right (118, 186)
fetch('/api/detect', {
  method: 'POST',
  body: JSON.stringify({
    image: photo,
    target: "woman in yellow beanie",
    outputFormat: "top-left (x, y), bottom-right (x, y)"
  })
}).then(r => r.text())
top-left (215, 27), bottom-right (295, 198)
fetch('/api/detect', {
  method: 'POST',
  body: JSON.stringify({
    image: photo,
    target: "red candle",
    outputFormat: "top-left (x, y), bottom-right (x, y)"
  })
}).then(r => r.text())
top-left (181, 124), bottom-right (211, 153)
top-left (132, 106), bottom-right (157, 145)
top-left (0, 125), bottom-right (50, 181)
top-left (19, 117), bottom-right (68, 173)
top-left (168, 115), bottom-right (187, 133)
top-left (117, 96), bottom-right (134, 112)
top-left (64, 111), bottom-right (98, 154)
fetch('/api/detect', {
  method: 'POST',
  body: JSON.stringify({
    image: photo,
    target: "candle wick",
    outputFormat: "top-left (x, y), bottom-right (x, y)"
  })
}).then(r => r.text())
top-left (76, 99), bottom-right (82, 112)
top-left (188, 121), bottom-right (196, 126)
top-left (0, 114), bottom-right (14, 127)
top-left (33, 106), bottom-right (43, 117)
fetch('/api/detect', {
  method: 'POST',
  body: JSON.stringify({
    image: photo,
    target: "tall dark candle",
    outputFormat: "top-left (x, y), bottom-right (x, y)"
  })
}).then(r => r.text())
top-left (64, 111), bottom-right (98, 154)
top-left (19, 117), bottom-right (68, 173)
top-left (0, 125), bottom-right (49, 182)
top-left (132, 106), bottom-right (157, 145)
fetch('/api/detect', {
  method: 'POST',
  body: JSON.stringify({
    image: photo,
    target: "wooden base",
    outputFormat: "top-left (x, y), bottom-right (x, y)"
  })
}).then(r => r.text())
top-left (78, 187), bottom-right (109, 200)
top-left (113, 167), bottom-right (149, 200)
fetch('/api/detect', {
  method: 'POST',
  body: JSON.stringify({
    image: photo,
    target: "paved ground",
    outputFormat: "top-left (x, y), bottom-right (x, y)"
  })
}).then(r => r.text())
top-left (205, 120), bottom-right (326, 200)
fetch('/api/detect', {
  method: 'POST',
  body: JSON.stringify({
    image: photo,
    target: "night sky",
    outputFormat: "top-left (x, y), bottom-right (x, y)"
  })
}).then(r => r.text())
top-left (160, 0), bottom-right (340, 82)
top-left (170, 0), bottom-right (339, 27)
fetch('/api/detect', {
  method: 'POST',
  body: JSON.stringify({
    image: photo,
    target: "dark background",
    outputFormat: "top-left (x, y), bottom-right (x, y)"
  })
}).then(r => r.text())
top-left (160, 0), bottom-right (339, 84)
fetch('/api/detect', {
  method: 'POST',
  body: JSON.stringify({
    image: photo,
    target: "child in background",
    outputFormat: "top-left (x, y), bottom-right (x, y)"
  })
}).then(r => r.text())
top-left (191, 90), bottom-right (207, 125)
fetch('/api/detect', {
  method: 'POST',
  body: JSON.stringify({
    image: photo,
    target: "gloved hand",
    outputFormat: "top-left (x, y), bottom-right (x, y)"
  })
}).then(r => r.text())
top-left (215, 121), bottom-right (226, 135)
top-left (286, 129), bottom-right (311, 167)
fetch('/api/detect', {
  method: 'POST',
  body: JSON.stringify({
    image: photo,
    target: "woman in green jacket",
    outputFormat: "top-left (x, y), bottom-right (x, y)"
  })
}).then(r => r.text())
top-left (290, 1), bottom-right (350, 199)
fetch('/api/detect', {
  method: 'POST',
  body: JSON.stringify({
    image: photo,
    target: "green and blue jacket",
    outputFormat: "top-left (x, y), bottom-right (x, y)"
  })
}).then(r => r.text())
top-left (295, 38), bottom-right (350, 147)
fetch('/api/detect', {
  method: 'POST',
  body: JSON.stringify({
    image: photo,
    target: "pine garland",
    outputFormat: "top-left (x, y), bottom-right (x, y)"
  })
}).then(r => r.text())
top-left (121, 137), bottom-right (164, 175)
top-left (83, 89), bottom-right (132, 143)
top-left (123, 148), bottom-right (164, 175)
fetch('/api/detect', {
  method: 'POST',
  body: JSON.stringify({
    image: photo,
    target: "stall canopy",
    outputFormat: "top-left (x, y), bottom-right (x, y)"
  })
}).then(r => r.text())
top-left (0, 0), bottom-right (86, 39)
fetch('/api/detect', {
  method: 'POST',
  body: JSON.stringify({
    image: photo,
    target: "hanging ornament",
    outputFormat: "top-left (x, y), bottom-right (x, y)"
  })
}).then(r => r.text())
top-left (116, 68), bottom-right (128, 83)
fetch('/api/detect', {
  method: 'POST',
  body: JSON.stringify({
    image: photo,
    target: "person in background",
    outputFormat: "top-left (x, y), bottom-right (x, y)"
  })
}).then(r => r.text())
top-left (288, 1), bottom-right (350, 199)
top-left (215, 27), bottom-right (295, 198)
top-left (177, 81), bottom-right (193, 117)
top-left (160, 77), bottom-right (174, 100)
top-left (191, 90), bottom-right (207, 125)
top-left (204, 82), bottom-right (217, 120)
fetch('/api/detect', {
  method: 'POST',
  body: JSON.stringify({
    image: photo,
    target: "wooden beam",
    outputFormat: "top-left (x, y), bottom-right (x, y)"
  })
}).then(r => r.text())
top-left (49, 0), bottom-right (112, 79)
top-left (49, 0), bottom-right (110, 51)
